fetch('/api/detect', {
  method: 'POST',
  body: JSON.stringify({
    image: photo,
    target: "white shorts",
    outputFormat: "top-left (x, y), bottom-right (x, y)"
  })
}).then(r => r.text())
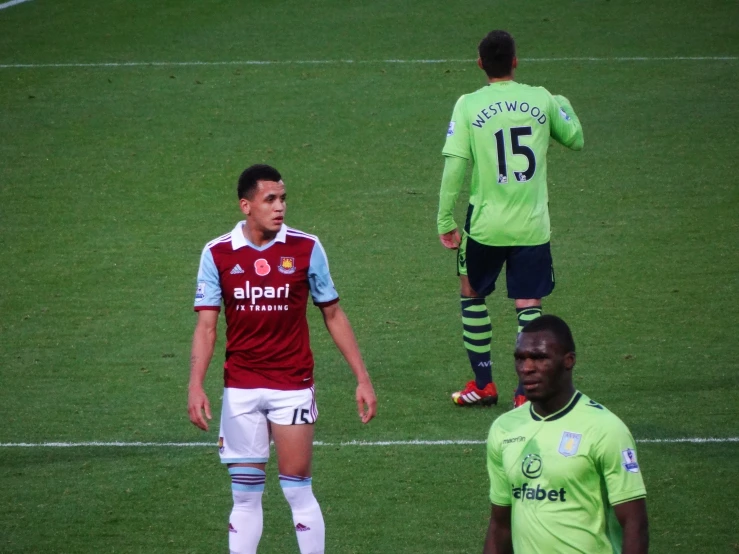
top-left (218, 386), bottom-right (318, 464)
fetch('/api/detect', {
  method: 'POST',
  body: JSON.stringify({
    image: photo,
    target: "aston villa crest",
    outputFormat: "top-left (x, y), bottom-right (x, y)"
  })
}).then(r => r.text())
top-left (278, 257), bottom-right (296, 274)
top-left (558, 431), bottom-right (582, 457)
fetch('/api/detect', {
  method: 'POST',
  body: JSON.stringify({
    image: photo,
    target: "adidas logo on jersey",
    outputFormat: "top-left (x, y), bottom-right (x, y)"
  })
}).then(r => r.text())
top-left (512, 483), bottom-right (567, 502)
top-left (230, 264), bottom-right (245, 275)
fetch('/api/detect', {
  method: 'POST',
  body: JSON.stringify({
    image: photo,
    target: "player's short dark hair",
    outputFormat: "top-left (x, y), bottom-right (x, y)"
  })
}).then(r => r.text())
top-left (521, 315), bottom-right (576, 354)
top-left (478, 30), bottom-right (516, 78)
top-left (237, 164), bottom-right (282, 199)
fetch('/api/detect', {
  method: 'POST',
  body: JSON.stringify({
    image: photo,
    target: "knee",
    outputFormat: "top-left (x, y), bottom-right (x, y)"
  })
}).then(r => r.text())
top-left (460, 277), bottom-right (479, 298)
top-left (229, 467), bottom-right (266, 508)
top-left (280, 475), bottom-right (318, 511)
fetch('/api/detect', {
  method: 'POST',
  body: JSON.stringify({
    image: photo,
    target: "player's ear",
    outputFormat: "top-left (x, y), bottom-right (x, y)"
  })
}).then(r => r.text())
top-left (564, 351), bottom-right (575, 371)
top-left (512, 57), bottom-right (518, 71)
top-left (239, 197), bottom-right (251, 216)
top-left (477, 57), bottom-right (484, 71)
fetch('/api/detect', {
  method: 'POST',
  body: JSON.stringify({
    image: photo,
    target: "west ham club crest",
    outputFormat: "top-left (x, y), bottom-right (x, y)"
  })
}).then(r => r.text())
top-left (278, 257), bottom-right (296, 274)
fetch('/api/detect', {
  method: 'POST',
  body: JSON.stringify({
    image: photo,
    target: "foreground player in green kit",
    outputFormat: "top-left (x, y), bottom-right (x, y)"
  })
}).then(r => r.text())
top-left (438, 30), bottom-right (584, 407)
top-left (484, 316), bottom-right (649, 553)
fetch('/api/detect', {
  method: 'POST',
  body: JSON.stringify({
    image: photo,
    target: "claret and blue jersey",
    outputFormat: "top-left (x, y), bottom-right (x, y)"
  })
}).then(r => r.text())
top-left (194, 222), bottom-right (339, 390)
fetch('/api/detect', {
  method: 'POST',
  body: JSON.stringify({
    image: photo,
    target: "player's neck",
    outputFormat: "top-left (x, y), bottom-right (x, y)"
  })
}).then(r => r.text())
top-left (243, 222), bottom-right (277, 247)
top-left (531, 386), bottom-right (577, 418)
top-left (488, 74), bottom-right (514, 84)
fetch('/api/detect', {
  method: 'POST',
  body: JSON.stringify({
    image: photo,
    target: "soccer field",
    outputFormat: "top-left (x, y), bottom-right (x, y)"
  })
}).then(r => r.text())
top-left (1, 0), bottom-right (737, 552)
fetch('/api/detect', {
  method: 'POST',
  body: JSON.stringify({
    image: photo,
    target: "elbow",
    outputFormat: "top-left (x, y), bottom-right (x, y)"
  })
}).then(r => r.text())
top-left (570, 135), bottom-right (584, 151)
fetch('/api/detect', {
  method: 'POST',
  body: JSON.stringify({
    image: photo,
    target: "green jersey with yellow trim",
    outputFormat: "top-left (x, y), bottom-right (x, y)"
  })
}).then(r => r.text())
top-left (440, 80), bottom-right (583, 246)
top-left (486, 391), bottom-right (646, 554)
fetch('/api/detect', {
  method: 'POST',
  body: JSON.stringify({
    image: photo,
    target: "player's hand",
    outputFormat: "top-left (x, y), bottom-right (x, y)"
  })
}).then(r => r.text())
top-left (439, 229), bottom-right (461, 250)
top-left (188, 385), bottom-right (212, 431)
top-left (356, 381), bottom-right (377, 424)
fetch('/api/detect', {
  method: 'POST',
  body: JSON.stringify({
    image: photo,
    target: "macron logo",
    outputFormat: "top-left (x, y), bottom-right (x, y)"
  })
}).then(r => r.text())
top-left (230, 264), bottom-right (244, 275)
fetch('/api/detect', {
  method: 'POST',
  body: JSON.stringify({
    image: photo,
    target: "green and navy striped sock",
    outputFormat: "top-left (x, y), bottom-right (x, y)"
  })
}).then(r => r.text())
top-left (461, 296), bottom-right (493, 388)
top-left (516, 306), bottom-right (542, 334)
top-left (515, 306), bottom-right (542, 395)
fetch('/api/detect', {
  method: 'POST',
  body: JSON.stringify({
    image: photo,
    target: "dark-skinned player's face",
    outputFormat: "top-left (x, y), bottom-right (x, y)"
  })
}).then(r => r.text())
top-left (514, 331), bottom-right (575, 402)
top-left (240, 180), bottom-right (286, 234)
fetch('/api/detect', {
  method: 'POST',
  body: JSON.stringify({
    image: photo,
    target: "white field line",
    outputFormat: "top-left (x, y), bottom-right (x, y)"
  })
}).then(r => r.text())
top-left (0, 437), bottom-right (737, 448)
top-left (0, 56), bottom-right (736, 69)
top-left (0, 0), bottom-right (32, 10)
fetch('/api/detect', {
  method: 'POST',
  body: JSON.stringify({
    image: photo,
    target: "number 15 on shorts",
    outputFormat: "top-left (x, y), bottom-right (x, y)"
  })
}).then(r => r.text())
top-left (291, 408), bottom-right (314, 425)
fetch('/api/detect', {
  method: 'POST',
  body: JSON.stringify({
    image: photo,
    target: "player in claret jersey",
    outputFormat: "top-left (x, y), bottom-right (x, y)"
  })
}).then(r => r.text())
top-left (187, 164), bottom-right (377, 554)
top-left (484, 316), bottom-right (648, 554)
top-left (437, 30), bottom-right (584, 408)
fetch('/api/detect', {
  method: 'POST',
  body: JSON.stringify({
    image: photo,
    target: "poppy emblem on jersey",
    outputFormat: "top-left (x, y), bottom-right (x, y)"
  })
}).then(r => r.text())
top-left (278, 257), bottom-right (296, 274)
top-left (621, 448), bottom-right (640, 473)
top-left (218, 436), bottom-right (224, 454)
top-left (254, 258), bottom-right (270, 276)
top-left (558, 432), bottom-right (582, 457)
top-left (521, 453), bottom-right (543, 479)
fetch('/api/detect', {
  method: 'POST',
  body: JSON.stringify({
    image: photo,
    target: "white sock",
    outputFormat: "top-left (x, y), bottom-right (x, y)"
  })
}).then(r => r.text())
top-left (228, 467), bottom-right (266, 554)
top-left (280, 475), bottom-right (325, 554)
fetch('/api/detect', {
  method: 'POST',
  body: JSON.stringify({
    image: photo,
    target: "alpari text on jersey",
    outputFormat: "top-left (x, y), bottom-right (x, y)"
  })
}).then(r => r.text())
top-left (233, 281), bottom-right (290, 311)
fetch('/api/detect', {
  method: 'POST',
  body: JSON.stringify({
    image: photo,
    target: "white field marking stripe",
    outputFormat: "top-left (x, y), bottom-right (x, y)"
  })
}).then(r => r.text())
top-left (0, 437), bottom-right (737, 448)
top-left (0, 0), bottom-right (32, 10)
top-left (0, 56), bottom-right (736, 69)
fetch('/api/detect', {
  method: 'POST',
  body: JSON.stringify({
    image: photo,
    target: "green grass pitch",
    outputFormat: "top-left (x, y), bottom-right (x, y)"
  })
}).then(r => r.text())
top-left (1, 0), bottom-right (737, 552)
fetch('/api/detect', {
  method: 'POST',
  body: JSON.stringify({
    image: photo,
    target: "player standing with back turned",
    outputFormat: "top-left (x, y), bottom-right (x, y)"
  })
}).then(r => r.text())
top-left (437, 30), bottom-right (584, 407)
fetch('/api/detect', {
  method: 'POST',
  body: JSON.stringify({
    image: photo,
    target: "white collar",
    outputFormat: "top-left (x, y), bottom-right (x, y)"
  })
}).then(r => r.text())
top-left (231, 221), bottom-right (287, 250)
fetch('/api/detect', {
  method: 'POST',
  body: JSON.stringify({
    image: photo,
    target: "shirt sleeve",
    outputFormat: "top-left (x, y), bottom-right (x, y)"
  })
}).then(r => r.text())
top-left (308, 239), bottom-right (339, 306)
top-left (437, 154), bottom-right (468, 235)
top-left (487, 423), bottom-right (512, 506)
top-left (193, 246), bottom-right (222, 311)
top-left (594, 417), bottom-right (647, 505)
top-left (548, 92), bottom-right (584, 151)
top-left (441, 95), bottom-right (472, 160)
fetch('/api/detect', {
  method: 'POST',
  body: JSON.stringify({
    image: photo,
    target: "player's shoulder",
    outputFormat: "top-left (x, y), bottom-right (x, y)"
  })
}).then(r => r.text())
top-left (490, 404), bottom-right (532, 434)
top-left (516, 82), bottom-right (556, 101)
top-left (575, 393), bottom-right (632, 431)
top-left (284, 225), bottom-right (321, 246)
top-left (203, 230), bottom-right (233, 252)
top-left (465, 81), bottom-right (554, 102)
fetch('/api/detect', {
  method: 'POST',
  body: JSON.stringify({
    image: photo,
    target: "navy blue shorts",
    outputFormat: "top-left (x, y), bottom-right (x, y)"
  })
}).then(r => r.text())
top-left (460, 237), bottom-right (555, 299)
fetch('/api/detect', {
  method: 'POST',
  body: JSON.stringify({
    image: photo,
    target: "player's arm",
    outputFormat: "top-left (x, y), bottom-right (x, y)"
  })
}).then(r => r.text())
top-left (188, 309), bottom-right (218, 430)
top-left (548, 93), bottom-right (584, 151)
top-left (438, 95), bottom-right (471, 249)
top-left (309, 240), bottom-right (376, 423)
top-left (596, 418), bottom-right (649, 552)
top-left (437, 154), bottom-right (467, 249)
top-left (613, 498), bottom-right (649, 554)
top-left (483, 504), bottom-right (513, 554)
top-left (319, 302), bottom-right (377, 423)
top-left (484, 424), bottom-right (513, 553)
top-left (188, 246), bottom-right (222, 431)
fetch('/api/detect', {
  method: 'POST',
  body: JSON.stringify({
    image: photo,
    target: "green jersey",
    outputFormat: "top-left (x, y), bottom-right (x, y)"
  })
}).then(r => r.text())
top-left (439, 81), bottom-right (584, 246)
top-left (486, 391), bottom-right (646, 554)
